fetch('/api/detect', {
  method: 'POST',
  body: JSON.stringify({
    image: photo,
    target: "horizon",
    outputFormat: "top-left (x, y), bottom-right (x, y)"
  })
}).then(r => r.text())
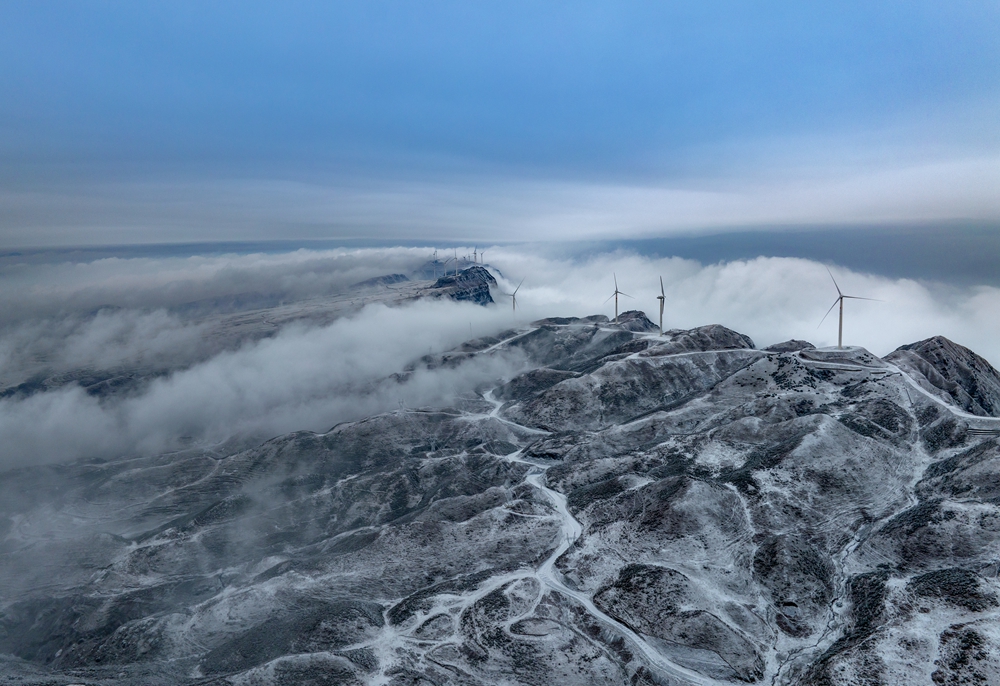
top-left (2, 2), bottom-right (999, 248)
top-left (3, 7), bottom-right (1000, 681)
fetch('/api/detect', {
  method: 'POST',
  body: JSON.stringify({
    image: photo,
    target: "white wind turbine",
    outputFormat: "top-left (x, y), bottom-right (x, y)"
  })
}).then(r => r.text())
top-left (819, 268), bottom-right (879, 349)
top-left (440, 255), bottom-right (456, 279)
top-left (501, 277), bottom-right (524, 315)
top-left (656, 276), bottom-right (666, 335)
top-left (604, 273), bottom-right (632, 324)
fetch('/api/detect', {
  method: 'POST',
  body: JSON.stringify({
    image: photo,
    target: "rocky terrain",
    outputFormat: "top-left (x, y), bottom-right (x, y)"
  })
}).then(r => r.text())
top-left (2, 307), bottom-right (1000, 685)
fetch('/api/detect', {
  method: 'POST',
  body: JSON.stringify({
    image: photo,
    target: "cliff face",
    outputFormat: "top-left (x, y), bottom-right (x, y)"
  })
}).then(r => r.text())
top-left (2, 319), bottom-right (1000, 685)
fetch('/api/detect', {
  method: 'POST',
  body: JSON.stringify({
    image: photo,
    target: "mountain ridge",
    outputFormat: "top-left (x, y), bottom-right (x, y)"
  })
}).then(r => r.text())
top-left (1, 319), bottom-right (999, 685)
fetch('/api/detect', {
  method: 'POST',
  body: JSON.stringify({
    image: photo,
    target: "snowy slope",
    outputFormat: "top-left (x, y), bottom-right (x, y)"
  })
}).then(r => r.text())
top-left (1, 319), bottom-right (999, 685)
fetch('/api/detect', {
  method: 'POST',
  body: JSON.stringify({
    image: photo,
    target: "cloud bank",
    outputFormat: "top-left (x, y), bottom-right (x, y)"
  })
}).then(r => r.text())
top-left (1, 245), bottom-right (999, 469)
top-left (4, 155), bottom-right (1000, 247)
top-left (0, 299), bottom-right (526, 469)
top-left (486, 247), bottom-right (1000, 367)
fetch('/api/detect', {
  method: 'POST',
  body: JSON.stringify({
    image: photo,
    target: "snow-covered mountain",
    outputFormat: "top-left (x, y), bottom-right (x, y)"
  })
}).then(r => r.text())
top-left (2, 312), bottom-right (999, 685)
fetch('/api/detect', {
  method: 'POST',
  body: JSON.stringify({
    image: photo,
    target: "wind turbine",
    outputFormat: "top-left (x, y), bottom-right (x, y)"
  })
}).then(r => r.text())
top-left (502, 277), bottom-right (524, 315)
top-left (473, 246), bottom-right (478, 263)
top-left (656, 276), bottom-right (666, 335)
top-left (819, 268), bottom-right (879, 349)
top-left (604, 273), bottom-right (632, 324)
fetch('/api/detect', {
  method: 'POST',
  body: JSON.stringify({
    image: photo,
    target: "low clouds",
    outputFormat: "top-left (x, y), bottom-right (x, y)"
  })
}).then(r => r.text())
top-left (0, 247), bottom-right (449, 391)
top-left (487, 247), bottom-right (1000, 367)
top-left (0, 247), bottom-right (435, 322)
top-left (3, 156), bottom-right (1000, 247)
top-left (1, 245), bottom-right (999, 469)
top-left (0, 299), bottom-right (527, 468)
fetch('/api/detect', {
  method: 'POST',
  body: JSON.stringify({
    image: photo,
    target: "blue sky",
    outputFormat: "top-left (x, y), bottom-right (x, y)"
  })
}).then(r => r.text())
top-left (1, 1), bottom-right (999, 245)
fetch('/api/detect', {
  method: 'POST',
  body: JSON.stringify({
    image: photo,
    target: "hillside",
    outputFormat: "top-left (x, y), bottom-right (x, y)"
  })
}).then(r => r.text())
top-left (1, 317), bottom-right (999, 685)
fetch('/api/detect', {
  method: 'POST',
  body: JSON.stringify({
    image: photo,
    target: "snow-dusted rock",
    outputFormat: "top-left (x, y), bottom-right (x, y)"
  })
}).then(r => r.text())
top-left (3, 319), bottom-right (1000, 685)
top-left (887, 335), bottom-right (1000, 417)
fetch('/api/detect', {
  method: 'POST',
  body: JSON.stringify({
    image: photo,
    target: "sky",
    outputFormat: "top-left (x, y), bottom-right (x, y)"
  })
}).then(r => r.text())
top-left (2, 3), bottom-right (1000, 468)
top-left (1, 1), bottom-right (999, 247)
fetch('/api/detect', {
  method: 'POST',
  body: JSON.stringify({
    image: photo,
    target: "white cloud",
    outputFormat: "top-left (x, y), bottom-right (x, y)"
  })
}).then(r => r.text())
top-left (486, 248), bottom-right (1000, 366)
top-left (2, 246), bottom-right (999, 469)
top-left (0, 299), bottom-right (527, 468)
top-left (0, 247), bottom-right (437, 322)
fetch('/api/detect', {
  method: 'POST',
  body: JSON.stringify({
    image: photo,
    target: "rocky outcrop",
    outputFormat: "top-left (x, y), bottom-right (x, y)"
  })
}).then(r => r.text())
top-left (764, 339), bottom-right (815, 353)
top-left (615, 309), bottom-right (658, 332)
top-left (429, 265), bottom-right (497, 305)
top-left (651, 324), bottom-right (756, 355)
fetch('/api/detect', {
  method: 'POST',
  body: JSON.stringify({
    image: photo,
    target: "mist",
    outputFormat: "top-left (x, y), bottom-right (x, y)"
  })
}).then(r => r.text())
top-left (485, 247), bottom-right (1000, 366)
top-left (1, 244), bottom-right (999, 470)
top-left (0, 299), bottom-right (527, 469)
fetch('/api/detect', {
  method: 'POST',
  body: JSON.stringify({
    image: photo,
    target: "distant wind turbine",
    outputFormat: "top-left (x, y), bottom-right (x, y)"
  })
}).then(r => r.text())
top-left (819, 268), bottom-right (879, 349)
top-left (502, 277), bottom-right (524, 315)
top-left (604, 273), bottom-right (632, 324)
top-left (656, 276), bottom-right (666, 335)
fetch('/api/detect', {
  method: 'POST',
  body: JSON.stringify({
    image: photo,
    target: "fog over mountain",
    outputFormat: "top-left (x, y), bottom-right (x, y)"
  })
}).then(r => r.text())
top-left (3, 3), bottom-right (999, 683)
top-left (1, 247), bottom-right (999, 470)
top-left (2, 253), bottom-right (1000, 684)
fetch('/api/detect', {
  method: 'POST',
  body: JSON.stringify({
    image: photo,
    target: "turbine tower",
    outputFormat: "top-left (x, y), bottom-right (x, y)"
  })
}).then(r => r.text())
top-left (441, 255), bottom-right (455, 279)
top-left (656, 276), bottom-right (666, 335)
top-left (502, 277), bottom-right (524, 315)
top-left (819, 268), bottom-right (878, 349)
top-left (604, 273), bottom-right (632, 324)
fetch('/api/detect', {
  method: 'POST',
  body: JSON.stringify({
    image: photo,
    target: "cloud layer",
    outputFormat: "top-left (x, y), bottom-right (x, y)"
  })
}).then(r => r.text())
top-left (4, 156), bottom-right (1000, 246)
top-left (1, 245), bottom-right (999, 469)
top-left (0, 300), bottom-right (525, 468)
top-left (487, 247), bottom-right (1000, 366)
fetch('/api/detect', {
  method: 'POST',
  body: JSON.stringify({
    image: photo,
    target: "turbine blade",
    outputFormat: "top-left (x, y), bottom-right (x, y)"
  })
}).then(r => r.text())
top-left (660, 276), bottom-right (664, 297)
top-left (818, 297), bottom-right (841, 328)
top-left (619, 291), bottom-right (633, 299)
top-left (512, 277), bottom-right (525, 296)
top-left (614, 273), bottom-right (618, 290)
top-left (842, 295), bottom-right (882, 302)
top-left (604, 293), bottom-right (617, 304)
top-left (826, 267), bottom-right (842, 297)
